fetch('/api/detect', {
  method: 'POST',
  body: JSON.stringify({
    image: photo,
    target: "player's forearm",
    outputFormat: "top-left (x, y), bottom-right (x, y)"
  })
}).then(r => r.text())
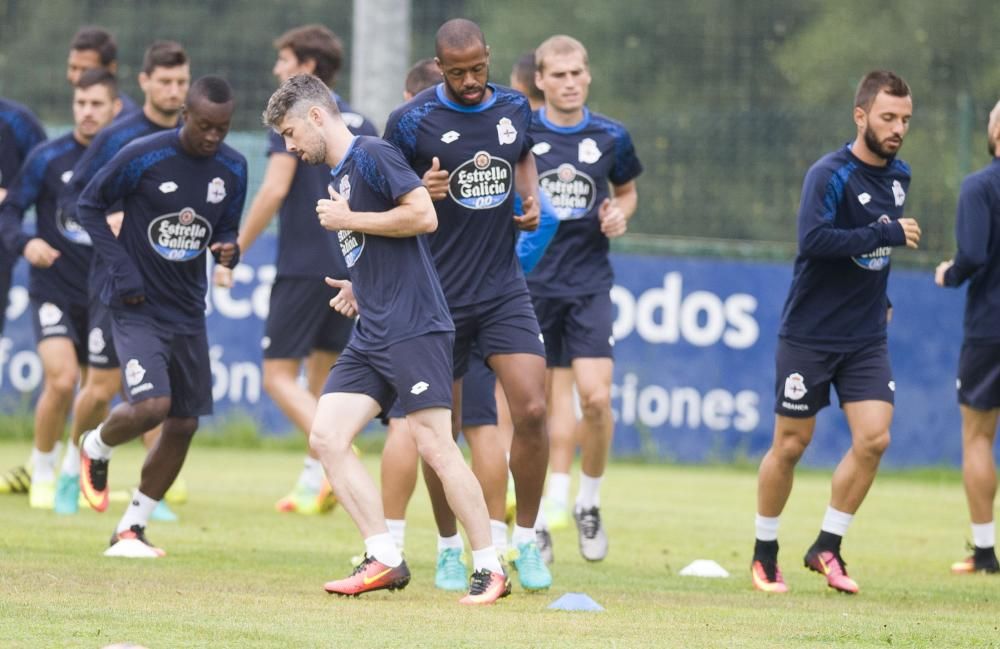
top-left (237, 189), bottom-right (282, 251)
top-left (515, 154), bottom-right (540, 204)
top-left (798, 220), bottom-right (903, 259)
top-left (349, 203), bottom-right (436, 237)
top-left (615, 184), bottom-right (638, 222)
top-left (0, 204), bottom-right (30, 255)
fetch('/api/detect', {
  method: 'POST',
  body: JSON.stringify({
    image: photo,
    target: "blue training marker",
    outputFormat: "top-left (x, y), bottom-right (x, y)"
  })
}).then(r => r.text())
top-left (547, 593), bottom-right (604, 612)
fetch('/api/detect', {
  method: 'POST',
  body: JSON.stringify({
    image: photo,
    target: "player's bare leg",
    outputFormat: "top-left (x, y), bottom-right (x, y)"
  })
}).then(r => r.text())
top-left (952, 405), bottom-right (1000, 573)
top-left (542, 368), bottom-right (577, 531)
top-left (381, 416), bottom-right (419, 550)
top-left (571, 357), bottom-right (614, 561)
top-left (265, 356), bottom-right (334, 513)
top-left (30, 337), bottom-right (80, 509)
top-left (752, 414), bottom-right (815, 593)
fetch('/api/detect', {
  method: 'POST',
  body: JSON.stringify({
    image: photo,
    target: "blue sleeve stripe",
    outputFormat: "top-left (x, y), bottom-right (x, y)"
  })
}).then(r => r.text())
top-left (821, 162), bottom-right (856, 222)
top-left (388, 103), bottom-right (436, 162)
top-left (110, 147), bottom-right (178, 198)
top-left (355, 148), bottom-right (391, 198)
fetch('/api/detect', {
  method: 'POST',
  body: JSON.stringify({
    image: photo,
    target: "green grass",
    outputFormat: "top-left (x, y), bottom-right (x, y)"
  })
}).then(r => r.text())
top-left (0, 440), bottom-right (998, 649)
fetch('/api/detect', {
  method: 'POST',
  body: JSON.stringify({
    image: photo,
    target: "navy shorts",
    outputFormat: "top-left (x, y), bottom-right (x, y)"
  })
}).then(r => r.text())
top-left (323, 332), bottom-right (455, 417)
top-left (957, 341), bottom-right (1000, 410)
top-left (774, 338), bottom-right (894, 418)
top-left (385, 340), bottom-right (497, 425)
top-left (30, 297), bottom-right (89, 364)
top-left (87, 294), bottom-right (120, 369)
top-left (111, 311), bottom-right (213, 418)
top-left (262, 277), bottom-right (355, 359)
top-left (532, 291), bottom-right (614, 368)
top-left (452, 289), bottom-right (544, 379)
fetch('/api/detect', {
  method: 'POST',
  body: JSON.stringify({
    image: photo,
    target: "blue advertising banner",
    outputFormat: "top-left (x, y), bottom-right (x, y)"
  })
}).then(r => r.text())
top-left (0, 239), bottom-right (974, 467)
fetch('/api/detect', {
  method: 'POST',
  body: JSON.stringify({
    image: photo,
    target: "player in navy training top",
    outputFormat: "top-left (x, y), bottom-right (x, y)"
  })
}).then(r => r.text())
top-left (0, 71), bottom-right (121, 510)
top-left (214, 24), bottom-right (379, 516)
top-left (76, 76), bottom-right (245, 558)
top-left (752, 71), bottom-right (922, 595)
top-left (377, 56), bottom-right (562, 559)
top-left (527, 35), bottom-right (642, 563)
top-left (66, 26), bottom-right (141, 118)
top-left (262, 73), bottom-right (508, 604)
top-left (0, 97), bottom-right (46, 497)
top-left (56, 41), bottom-right (191, 517)
top-left (0, 97), bottom-right (46, 337)
top-left (382, 19), bottom-right (553, 592)
top-left (935, 99), bottom-right (1000, 575)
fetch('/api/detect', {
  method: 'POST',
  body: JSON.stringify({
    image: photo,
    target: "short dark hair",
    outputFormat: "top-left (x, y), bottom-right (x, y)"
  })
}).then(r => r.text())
top-left (511, 52), bottom-right (543, 102)
top-left (189, 75), bottom-right (233, 105)
top-left (435, 18), bottom-right (486, 60)
top-left (274, 25), bottom-right (343, 86)
top-left (142, 40), bottom-right (188, 75)
top-left (854, 70), bottom-right (910, 112)
top-left (70, 26), bottom-right (117, 66)
top-left (263, 74), bottom-right (339, 128)
top-left (76, 67), bottom-right (119, 98)
top-left (405, 58), bottom-right (441, 96)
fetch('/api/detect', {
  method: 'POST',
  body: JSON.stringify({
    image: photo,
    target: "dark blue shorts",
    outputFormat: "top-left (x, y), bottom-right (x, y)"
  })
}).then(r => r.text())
top-left (383, 343), bottom-right (497, 426)
top-left (323, 332), bottom-right (455, 417)
top-left (30, 297), bottom-right (88, 364)
top-left (773, 338), bottom-right (894, 418)
top-left (87, 294), bottom-right (120, 369)
top-left (111, 311), bottom-right (213, 418)
top-left (957, 341), bottom-right (1000, 410)
top-left (262, 277), bottom-right (355, 359)
top-left (452, 289), bottom-right (544, 379)
top-left (532, 291), bottom-right (614, 368)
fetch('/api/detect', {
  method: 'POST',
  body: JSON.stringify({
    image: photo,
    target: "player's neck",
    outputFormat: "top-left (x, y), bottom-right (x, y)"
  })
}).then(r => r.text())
top-left (143, 103), bottom-right (180, 129)
top-left (72, 128), bottom-right (93, 147)
top-left (326, 122), bottom-right (356, 167)
top-left (849, 136), bottom-right (889, 167)
top-left (544, 105), bottom-right (585, 127)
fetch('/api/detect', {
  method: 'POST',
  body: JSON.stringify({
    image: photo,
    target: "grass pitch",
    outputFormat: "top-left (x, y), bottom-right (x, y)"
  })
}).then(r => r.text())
top-left (0, 440), bottom-right (998, 648)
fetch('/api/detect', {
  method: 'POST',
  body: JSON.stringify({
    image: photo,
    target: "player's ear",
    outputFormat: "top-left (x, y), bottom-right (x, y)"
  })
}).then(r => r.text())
top-left (138, 72), bottom-right (149, 92)
top-left (112, 97), bottom-right (123, 118)
top-left (853, 106), bottom-right (866, 130)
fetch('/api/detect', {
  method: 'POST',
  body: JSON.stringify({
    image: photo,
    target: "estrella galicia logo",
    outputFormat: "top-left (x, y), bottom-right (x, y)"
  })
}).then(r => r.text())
top-left (448, 150), bottom-right (512, 210)
top-left (852, 214), bottom-right (892, 271)
top-left (56, 207), bottom-right (92, 246)
top-left (147, 207), bottom-right (213, 262)
top-left (338, 229), bottom-right (364, 268)
top-left (539, 163), bottom-right (596, 220)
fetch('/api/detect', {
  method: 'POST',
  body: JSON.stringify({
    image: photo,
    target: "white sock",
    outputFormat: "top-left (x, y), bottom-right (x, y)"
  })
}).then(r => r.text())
top-left (83, 425), bottom-right (113, 460)
top-left (972, 521), bottom-right (996, 549)
top-left (820, 506), bottom-right (854, 537)
top-left (755, 514), bottom-right (780, 542)
top-left (471, 546), bottom-right (502, 573)
top-left (60, 442), bottom-right (81, 477)
top-left (437, 533), bottom-right (464, 553)
top-left (31, 446), bottom-right (59, 482)
top-left (511, 525), bottom-right (535, 547)
top-left (364, 532), bottom-right (403, 567)
top-left (386, 519), bottom-right (406, 551)
top-left (298, 456), bottom-right (325, 492)
top-left (546, 472), bottom-right (571, 508)
top-left (117, 490), bottom-right (158, 533)
top-left (575, 472), bottom-right (603, 510)
top-left (490, 520), bottom-right (508, 555)
top-left (534, 508), bottom-right (548, 531)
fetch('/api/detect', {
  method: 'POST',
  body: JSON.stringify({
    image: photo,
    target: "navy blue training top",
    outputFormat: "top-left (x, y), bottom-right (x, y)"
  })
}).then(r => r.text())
top-left (267, 94), bottom-right (377, 279)
top-left (0, 97), bottom-right (46, 191)
top-left (61, 110), bottom-right (173, 299)
top-left (329, 136), bottom-right (452, 349)
top-left (943, 158), bottom-right (1000, 343)
top-left (527, 107), bottom-right (642, 297)
top-left (779, 144), bottom-right (910, 351)
top-left (78, 129), bottom-right (247, 332)
top-left (383, 82), bottom-right (534, 307)
top-left (0, 133), bottom-right (91, 301)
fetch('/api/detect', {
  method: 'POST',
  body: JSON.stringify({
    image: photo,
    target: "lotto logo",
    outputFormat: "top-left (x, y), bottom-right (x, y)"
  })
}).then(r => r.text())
top-left (410, 381), bottom-right (429, 395)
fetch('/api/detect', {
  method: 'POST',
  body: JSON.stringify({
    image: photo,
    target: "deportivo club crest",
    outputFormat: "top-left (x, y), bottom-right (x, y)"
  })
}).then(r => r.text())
top-left (206, 177), bottom-right (226, 204)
